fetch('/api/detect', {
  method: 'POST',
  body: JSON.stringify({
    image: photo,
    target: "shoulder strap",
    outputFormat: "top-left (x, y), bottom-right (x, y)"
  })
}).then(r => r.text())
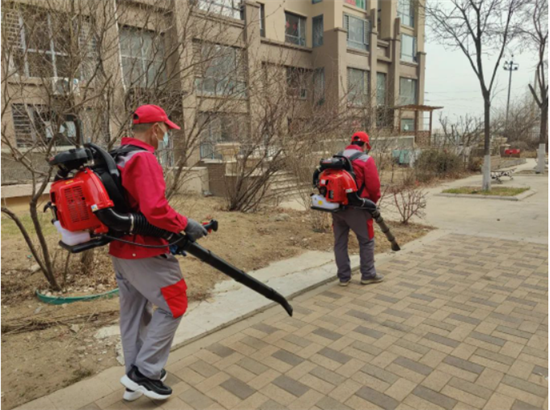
top-left (348, 152), bottom-right (364, 161)
top-left (347, 152), bottom-right (367, 195)
top-left (109, 144), bottom-right (147, 160)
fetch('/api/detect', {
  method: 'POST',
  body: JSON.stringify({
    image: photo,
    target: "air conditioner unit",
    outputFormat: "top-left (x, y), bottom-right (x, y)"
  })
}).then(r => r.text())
top-left (51, 78), bottom-right (80, 96)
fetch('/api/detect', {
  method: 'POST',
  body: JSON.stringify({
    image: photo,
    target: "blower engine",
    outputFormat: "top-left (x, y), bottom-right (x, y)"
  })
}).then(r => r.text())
top-left (311, 154), bottom-right (401, 252)
top-left (45, 143), bottom-right (293, 316)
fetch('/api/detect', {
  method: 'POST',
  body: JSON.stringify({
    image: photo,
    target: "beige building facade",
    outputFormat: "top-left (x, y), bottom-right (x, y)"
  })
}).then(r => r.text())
top-left (1, 0), bottom-right (425, 185)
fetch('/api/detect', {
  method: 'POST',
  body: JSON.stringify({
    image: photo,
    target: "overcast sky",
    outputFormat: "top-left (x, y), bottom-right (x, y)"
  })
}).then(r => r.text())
top-left (424, 37), bottom-right (539, 130)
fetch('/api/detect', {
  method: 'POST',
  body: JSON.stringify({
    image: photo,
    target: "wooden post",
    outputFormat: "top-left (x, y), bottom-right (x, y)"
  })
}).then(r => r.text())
top-left (429, 110), bottom-right (433, 145)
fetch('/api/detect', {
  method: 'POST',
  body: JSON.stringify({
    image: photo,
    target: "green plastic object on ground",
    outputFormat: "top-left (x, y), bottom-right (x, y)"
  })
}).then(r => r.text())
top-left (35, 288), bottom-right (119, 305)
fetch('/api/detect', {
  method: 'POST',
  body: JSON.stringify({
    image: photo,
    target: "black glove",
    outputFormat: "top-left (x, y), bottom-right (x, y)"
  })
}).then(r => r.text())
top-left (184, 218), bottom-right (208, 241)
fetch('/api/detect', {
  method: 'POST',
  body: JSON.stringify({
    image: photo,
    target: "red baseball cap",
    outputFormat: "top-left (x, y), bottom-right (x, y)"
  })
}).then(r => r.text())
top-left (351, 131), bottom-right (371, 149)
top-left (132, 104), bottom-right (181, 130)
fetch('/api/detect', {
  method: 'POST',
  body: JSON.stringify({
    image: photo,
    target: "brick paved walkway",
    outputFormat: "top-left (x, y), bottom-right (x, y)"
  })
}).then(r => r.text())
top-left (23, 234), bottom-right (548, 410)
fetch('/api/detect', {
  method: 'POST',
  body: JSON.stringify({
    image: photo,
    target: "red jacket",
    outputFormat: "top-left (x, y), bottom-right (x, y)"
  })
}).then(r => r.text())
top-left (342, 145), bottom-right (381, 203)
top-left (109, 138), bottom-right (188, 259)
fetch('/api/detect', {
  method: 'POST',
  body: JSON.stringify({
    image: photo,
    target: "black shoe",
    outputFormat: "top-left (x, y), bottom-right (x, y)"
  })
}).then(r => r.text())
top-left (123, 369), bottom-right (167, 401)
top-left (121, 366), bottom-right (172, 400)
top-left (361, 274), bottom-right (384, 285)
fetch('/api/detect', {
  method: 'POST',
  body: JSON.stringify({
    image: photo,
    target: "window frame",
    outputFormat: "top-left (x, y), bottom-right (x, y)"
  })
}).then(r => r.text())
top-left (259, 3), bottom-right (266, 37)
top-left (399, 77), bottom-right (417, 105)
top-left (285, 12), bottom-right (307, 47)
top-left (376, 72), bottom-right (387, 106)
top-left (119, 26), bottom-right (167, 89)
top-left (343, 14), bottom-right (370, 51)
top-left (196, 0), bottom-right (243, 20)
top-left (313, 67), bottom-right (325, 104)
top-left (312, 15), bottom-right (324, 47)
top-left (397, 0), bottom-right (415, 27)
top-left (286, 67), bottom-right (310, 100)
top-left (344, 0), bottom-right (366, 10)
top-left (347, 67), bottom-right (370, 107)
top-left (401, 118), bottom-right (415, 132)
top-left (194, 42), bottom-right (247, 98)
top-left (400, 34), bottom-right (417, 63)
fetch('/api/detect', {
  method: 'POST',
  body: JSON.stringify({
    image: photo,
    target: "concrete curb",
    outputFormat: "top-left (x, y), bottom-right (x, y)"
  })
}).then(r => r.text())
top-left (435, 189), bottom-right (536, 202)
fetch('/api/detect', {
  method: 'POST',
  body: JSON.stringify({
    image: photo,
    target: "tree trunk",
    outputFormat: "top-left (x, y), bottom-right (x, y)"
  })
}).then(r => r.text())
top-left (482, 98), bottom-right (492, 191)
top-left (536, 98), bottom-right (548, 173)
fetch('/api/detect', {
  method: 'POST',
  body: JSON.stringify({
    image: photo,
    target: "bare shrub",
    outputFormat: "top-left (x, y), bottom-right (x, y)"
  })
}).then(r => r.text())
top-left (390, 185), bottom-right (427, 225)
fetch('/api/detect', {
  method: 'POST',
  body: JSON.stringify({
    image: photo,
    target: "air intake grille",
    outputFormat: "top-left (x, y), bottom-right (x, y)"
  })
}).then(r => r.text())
top-left (65, 185), bottom-right (90, 223)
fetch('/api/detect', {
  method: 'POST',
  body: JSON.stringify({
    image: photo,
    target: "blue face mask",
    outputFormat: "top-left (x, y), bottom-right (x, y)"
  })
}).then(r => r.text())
top-left (162, 132), bottom-right (169, 147)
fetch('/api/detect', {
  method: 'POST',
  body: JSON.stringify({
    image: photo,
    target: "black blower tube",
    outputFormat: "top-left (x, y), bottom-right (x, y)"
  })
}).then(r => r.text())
top-left (94, 208), bottom-right (293, 316)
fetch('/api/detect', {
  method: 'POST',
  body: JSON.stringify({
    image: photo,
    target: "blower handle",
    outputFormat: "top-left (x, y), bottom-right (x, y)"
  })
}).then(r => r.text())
top-left (202, 219), bottom-right (218, 233)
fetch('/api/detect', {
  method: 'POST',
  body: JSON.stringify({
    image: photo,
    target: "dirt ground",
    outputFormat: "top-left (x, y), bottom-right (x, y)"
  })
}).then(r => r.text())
top-left (1, 194), bottom-right (431, 409)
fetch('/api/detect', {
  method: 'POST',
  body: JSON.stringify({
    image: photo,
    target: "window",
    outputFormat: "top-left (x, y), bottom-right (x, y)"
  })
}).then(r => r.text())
top-left (401, 34), bottom-right (417, 63)
top-left (285, 12), bottom-right (306, 46)
top-left (347, 68), bottom-right (369, 106)
top-left (401, 118), bottom-right (415, 132)
top-left (344, 14), bottom-right (370, 51)
top-left (313, 15), bottom-right (323, 47)
top-left (398, 0), bottom-right (414, 27)
top-left (195, 42), bottom-right (247, 97)
top-left (376, 73), bottom-right (387, 106)
top-left (196, 0), bottom-right (243, 20)
top-left (313, 68), bottom-right (325, 104)
top-left (199, 112), bottom-right (248, 159)
top-left (5, 6), bottom-right (96, 79)
top-left (287, 67), bottom-right (310, 99)
top-left (11, 103), bottom-right (79, 147)
top-left (259, 3), bottom-right (266, 37)
top-left (400, 77), bottom-right (417, 105)
top-left (344, 0), bottom-right (366, 9)
top-left (376, 107), bottom-right (393, 128)
top-left (120, 27), bottom-right (166, 88)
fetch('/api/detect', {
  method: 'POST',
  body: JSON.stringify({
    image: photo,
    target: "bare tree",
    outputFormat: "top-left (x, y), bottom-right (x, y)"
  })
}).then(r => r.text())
top-left (424, 0), bottom-right (528, 190)
top-left (520, 0), bottom-right (548, 168)
top-left (1, 0), bottom-right (256, 289)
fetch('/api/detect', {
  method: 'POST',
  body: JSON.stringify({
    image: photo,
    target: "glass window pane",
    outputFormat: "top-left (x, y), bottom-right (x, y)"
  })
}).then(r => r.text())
top-left (401, 34), bottom-right (416, 62)
top-left (376, 73), bottom-right (386, 106)
top-left (346, 15), bottom-right (367, 50)
top-left (313, 15), bottom-right (323, 47)
top-left (27, 52), bottom-right (54, 77)
top-left (401, 118), bottom-right (415, 131)
top-left (285, 13), bottom-right (305, 46)
top-left (400, 77), bottom-right (417, 105)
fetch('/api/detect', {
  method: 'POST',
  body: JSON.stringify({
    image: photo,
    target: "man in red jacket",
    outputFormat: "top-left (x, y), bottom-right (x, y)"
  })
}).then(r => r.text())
top-left (333, 131), bottom-right (383, 286)
top-left (111, 105), bottom-right (208, 401)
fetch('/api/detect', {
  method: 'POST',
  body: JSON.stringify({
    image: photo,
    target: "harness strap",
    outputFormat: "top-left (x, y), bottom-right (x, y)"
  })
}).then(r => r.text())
top-left (346, 151), bottom-right (366, 196)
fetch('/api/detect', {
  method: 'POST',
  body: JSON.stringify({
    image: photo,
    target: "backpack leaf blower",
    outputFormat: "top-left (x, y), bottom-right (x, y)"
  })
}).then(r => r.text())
top-left (311, 154), bottom-right (400, 252)
top-left (45, 143), bottom-right (293, 317)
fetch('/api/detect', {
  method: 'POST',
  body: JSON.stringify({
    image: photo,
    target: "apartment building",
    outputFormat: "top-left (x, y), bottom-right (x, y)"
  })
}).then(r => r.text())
top-left (1, 0), bottom-right (426, 185)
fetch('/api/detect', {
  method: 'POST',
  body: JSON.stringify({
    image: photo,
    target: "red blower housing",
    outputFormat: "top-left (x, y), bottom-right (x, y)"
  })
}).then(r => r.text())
top-left (50, 168), bottom-right (113, 234)
top-left (317, 168), bottom-right (359, 205)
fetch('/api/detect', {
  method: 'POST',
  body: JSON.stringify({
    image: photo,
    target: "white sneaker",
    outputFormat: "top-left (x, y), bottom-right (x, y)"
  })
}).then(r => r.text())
top-left (123, 369), bottom-right (167, 401)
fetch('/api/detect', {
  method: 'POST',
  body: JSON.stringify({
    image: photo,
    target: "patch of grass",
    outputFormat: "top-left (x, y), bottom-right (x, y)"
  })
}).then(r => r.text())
top-left (1, 213), bottom-right (57, 237)
top-left (443, 186), bottom-right (529, 196)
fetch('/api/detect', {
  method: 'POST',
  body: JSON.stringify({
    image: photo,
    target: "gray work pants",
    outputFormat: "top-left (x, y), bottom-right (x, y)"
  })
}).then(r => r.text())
top-left (111, 254), bottom-right (186, 380)
top-left (332, 207), bottom-right (376, 281)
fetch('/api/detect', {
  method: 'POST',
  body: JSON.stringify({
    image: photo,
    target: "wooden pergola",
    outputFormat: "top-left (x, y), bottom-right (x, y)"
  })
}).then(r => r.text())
top-left (393, 104), bottom-right (443, 145)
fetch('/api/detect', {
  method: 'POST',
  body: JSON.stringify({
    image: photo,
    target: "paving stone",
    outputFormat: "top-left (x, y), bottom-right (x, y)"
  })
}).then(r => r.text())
top-left (283, 334), bottom-right (311, 348)
top-left (394, 338), bottom-right (430, 355)
top-left (360, 363), bottom-right (399, 384)
top-left (496, 325), bottom-right (533, 340)
top-left (469, 297), bottom-right (499, 308)
top-left (241, 336), bottom-right (270, 351)
top-left (189, 360), bottom-right (220, 378)
top-left (206, 343), bottom-right (236, 358)
top-left (506, 297), bottom-right (537, 307)
top-left (271, 349), bottom-right (304, 367)
top-left (312, 328), bottom-right (343, 341)
top-left (424, 332), bottom-right (460, 348)
top-left (355, 386), bottom-right (399, 410)
top-left (219, 377), bottom-right (256, 400)
top-left (309, 365), bottom-right (347, 386)
top-left (321, 291), bottom-right (343, 299)
top-left (395, 281), bottom-right (422, 290)
top-left (352, 325), bottom-right (384, 339)
top-left (490, 313), bottom-right (523, 325)
top-left (393, 356), bottom-right (433, 376)
top-left (252, 323), bottom-right (279, 335)
top-left (501, 375), bottom-right (548, 398)
top-left (447, 313), bottom-right (481, 326)
top-left (443, 355), bottom-right (485, 374)
top-left (346, 309), bottom-right (374, 321)
top-left (410, 293), bottom-right (436, 302)
top-left (180, 387), bottom-right (215, 408)
top-left (272, 375), bottom-right (310, 397)
top-left (318, 347), bottom-right (351, 364)
top-left (532, 365), bottom-right (548, 377)
top-left (422, 319), bottom-right (456, 332)
top-left (474, 348), bottom-right (516, 366)
top-left (258, 399), bottom-right (288, 410)
top-left (381, 320), bottom-right (414, 333)
top-left (237, 357), bottom-right (269, 376)
top-left (384, 308), bottom-right (413, 319)
top-left (316, 395), bottom-right (353, 410)
top-left (412, 385), bottom-right (457, 410)
top-left (351, 340), bottom-right (383, 357)
top-left (448, 377), bottom-right (493, 399)
top-left (511, 399), bottom-right (544, 410)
